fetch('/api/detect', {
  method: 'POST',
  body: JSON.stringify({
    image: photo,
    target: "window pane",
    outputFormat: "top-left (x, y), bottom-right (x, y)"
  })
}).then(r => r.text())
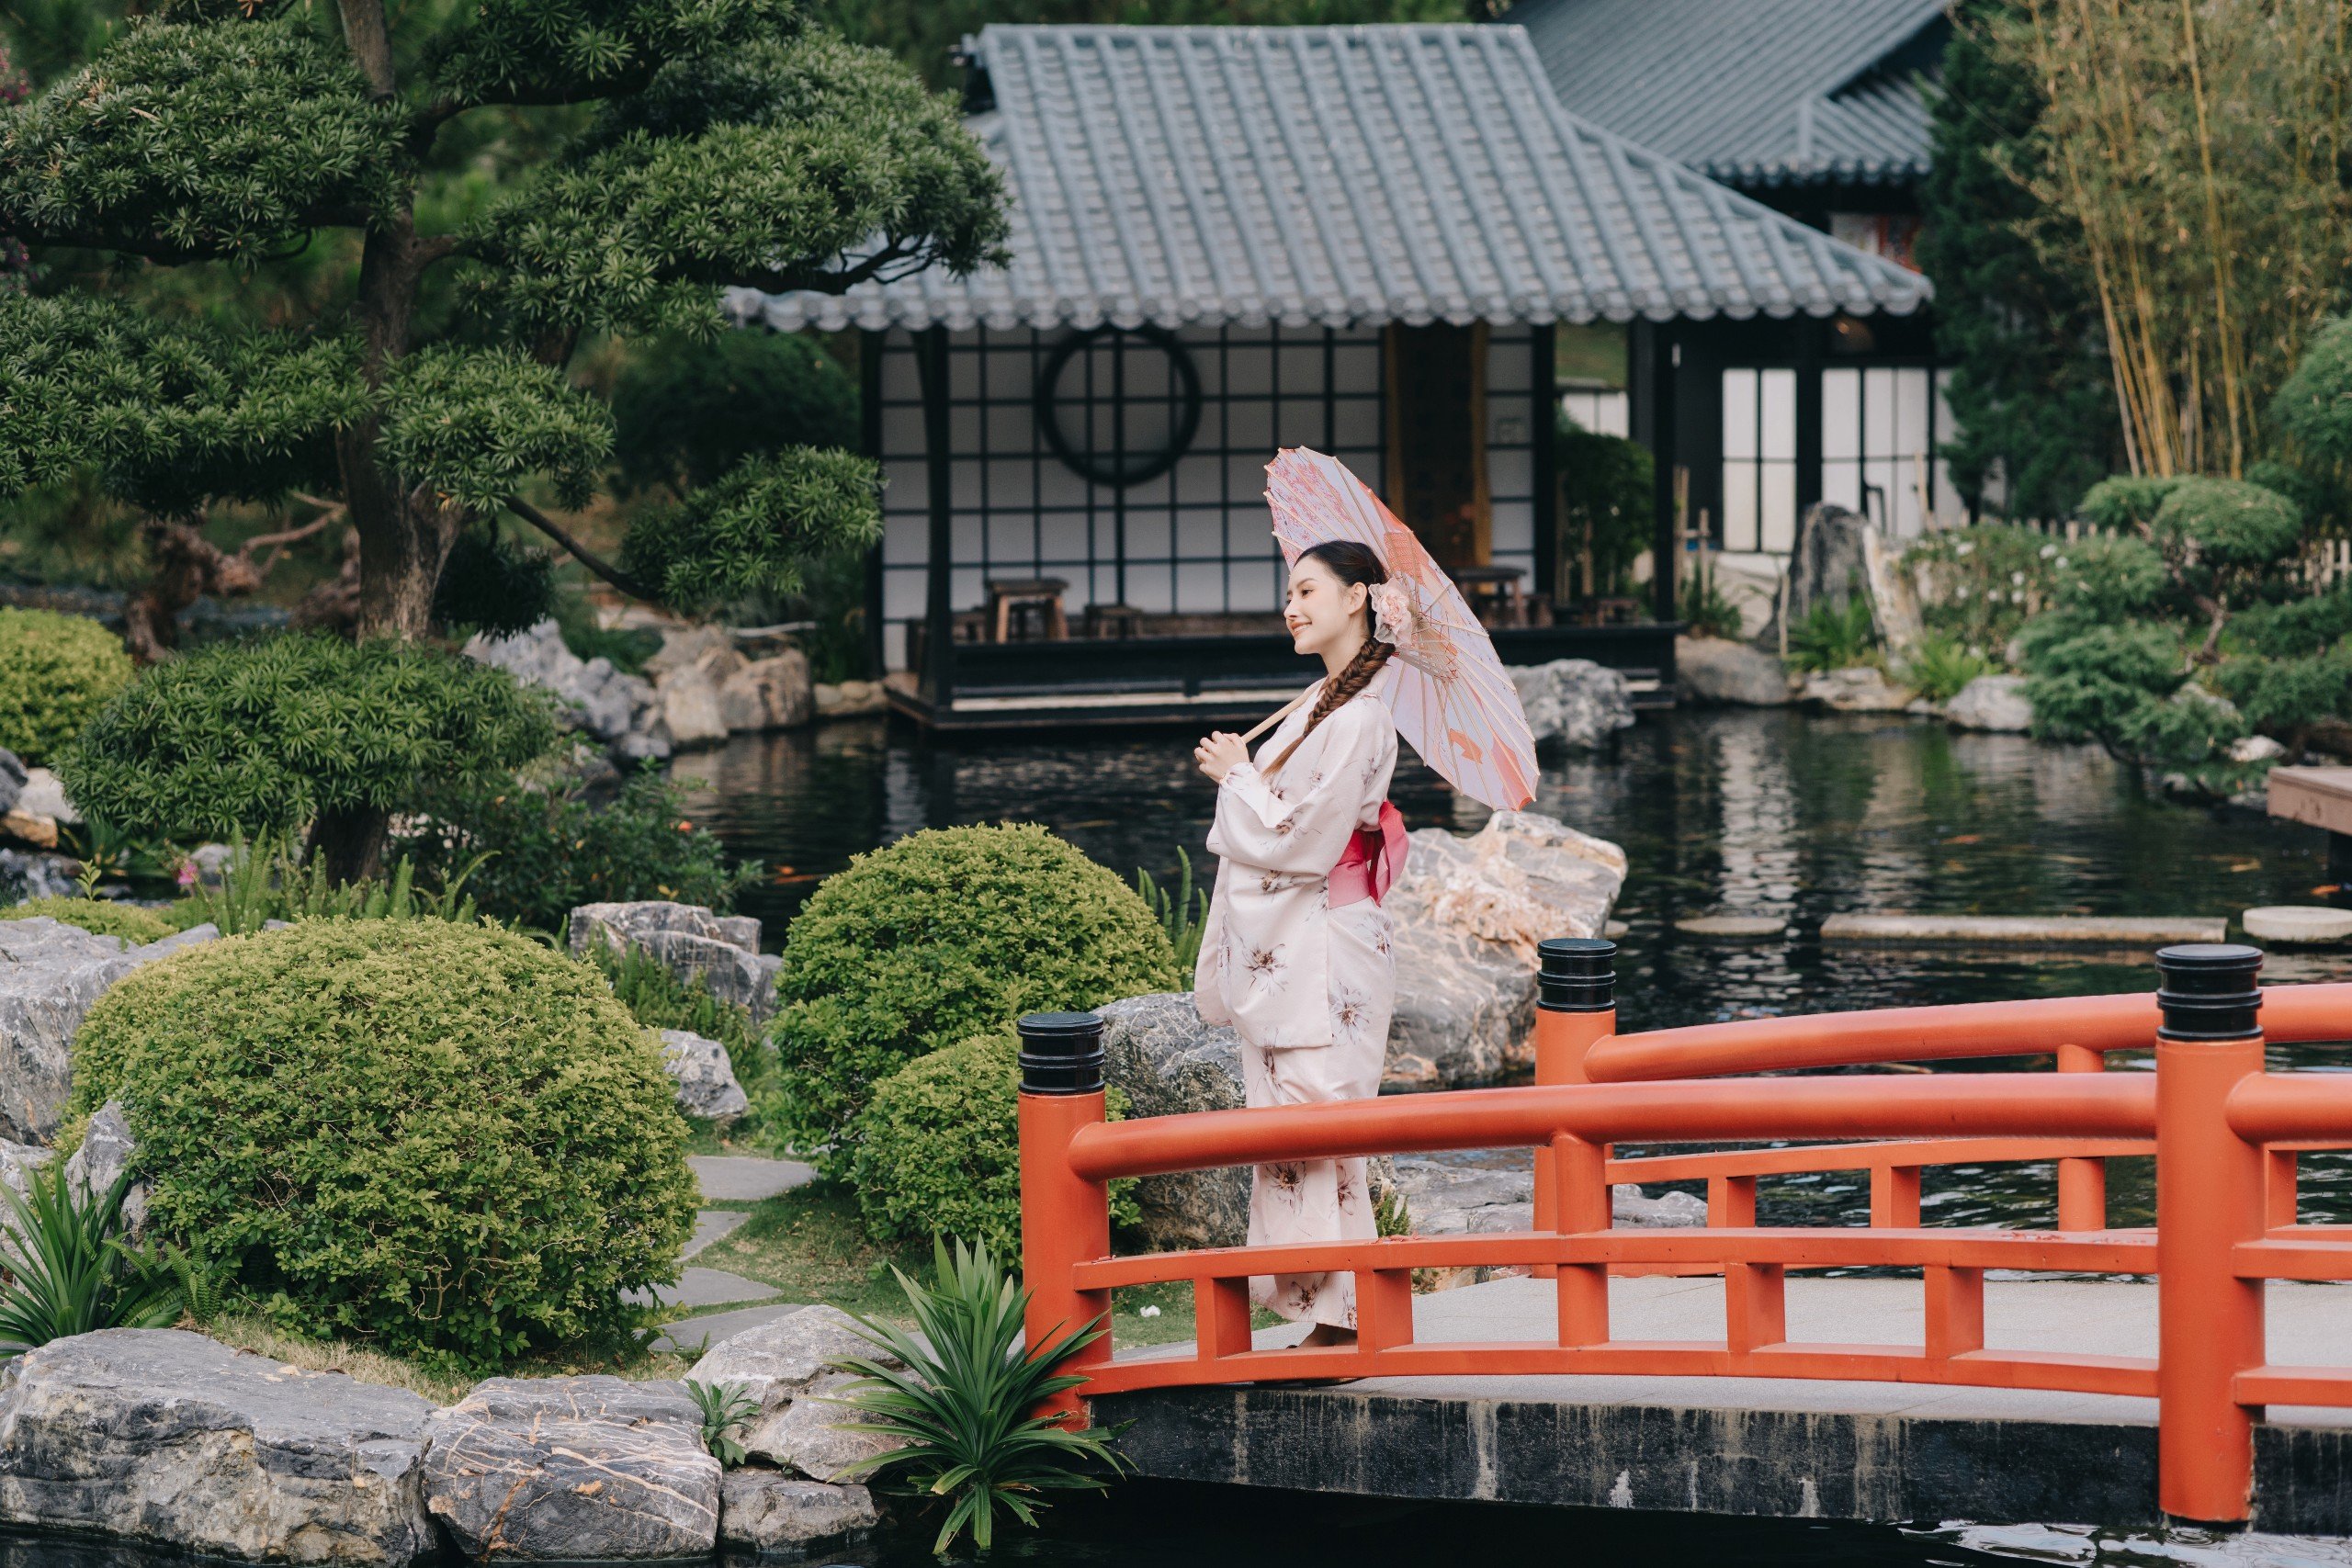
top-left (1723, 458), bottom-right (1759, 551)
top-left (1761, 369), bottom-right (1797, 459)
top-left (1722, 370), bottom-right (1758, 460)
top-left (1822, 369), bottom-right (1860, 461)
top-left (1761, 460), bottom-right (1797, 552)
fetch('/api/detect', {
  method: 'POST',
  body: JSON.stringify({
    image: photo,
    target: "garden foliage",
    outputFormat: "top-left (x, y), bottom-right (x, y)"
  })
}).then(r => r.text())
top-left (1555, 416), bottom-right (1653, 598)
top-left (0, 1163), bottom-right (181, 1354)
top-left (62, 633), bottom-right (557, 880)
top-left (1784, 599), bottom-right (1879, 674)
top-left (0, 4), bottom-right (1005, 637)
top-left (398, 763), bottom-right (752, 932)
top-left (771, 823), bottom-right (1180, 1177)
top-left (0, 897), bottom-right (179, 945)
top-left (0, 605), bottom-right (130, 762)
top-left (850, 1031), bottom-right (1138, 1256)
top-left (70, 920), bottom-right (698, 1369)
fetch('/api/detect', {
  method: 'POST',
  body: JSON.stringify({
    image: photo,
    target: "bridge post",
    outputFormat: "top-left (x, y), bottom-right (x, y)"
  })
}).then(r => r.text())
top-left (1532, 939), bottom-right (1618, 1282)
top-left (2154, 942), bottom-right (2267, 1527)
top-left (1016, 1010), bottom-right (1114, 1424)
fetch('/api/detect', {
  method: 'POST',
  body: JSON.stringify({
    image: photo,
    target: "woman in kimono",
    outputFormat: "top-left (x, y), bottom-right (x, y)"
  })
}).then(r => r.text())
top-left (1191, 539), bottom-right (1406, 1348)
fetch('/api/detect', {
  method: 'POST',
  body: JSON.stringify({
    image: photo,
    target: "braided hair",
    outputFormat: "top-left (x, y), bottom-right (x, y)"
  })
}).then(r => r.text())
top-left (1263, 539), bottom-right (1395, 777)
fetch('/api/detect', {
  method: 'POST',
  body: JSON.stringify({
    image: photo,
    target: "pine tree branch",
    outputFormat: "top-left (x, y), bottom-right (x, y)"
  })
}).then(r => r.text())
top-left (503, 495), bottom-right (656, 602)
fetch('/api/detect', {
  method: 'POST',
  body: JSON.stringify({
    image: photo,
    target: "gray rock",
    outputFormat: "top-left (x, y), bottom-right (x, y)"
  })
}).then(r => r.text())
top-left (658, 1030), bottom-right (750, 1122)
top-left (1759, 502), bottom-right (1873, 650)
top-left (15, 770), bottom-right (77, 826)
top-left (0, 752), bottom-right (22, 818)
top-left (1946, 673), bottom-right (2034, 733)
top-left (1383, 810), bottom-right (1628, 1091)
top-left (0, 1140), bottom-right (51, 1198)
top-left (1675, 637), bottom-right (1792, 705)
top-left (424, 1376), bottom-right (718, 1561)
top-left (463, 619), bottom-right (671, 761)
top-left (0, 1328), bottom-right (435, 1563)
top-left (1801, 666), bottom-right (1912, 713)
top-left (686, 1306), bottom-right (906, 1482)
top-left (1098, 993), bottom-right (1247, 1251)
top-left (718, 1471), bottom-right (878, 1551)
top-left (0, 851), bottom-right (78, 904)
top-left (814, 680), bottom-right (888, 718)
top-left (720, 651), bottom-right (814, 733)
top-left (570, 900), bottom-right (780, 1024)
top-left (0, 919), bottom-right (217, 1145)
top-left (1387, 1153), bottom-right (1706, 1288)
top-left (62, 1100), bottom-right (145, 1235)
top-left (1509, 659), bottom-right (1635, 750)
top-left (659, 665), bottom-right (729, 750)
top-left (644, 626), bottom-right (745, 682)
top-left (2230, 734), bottom-right (2290, 764)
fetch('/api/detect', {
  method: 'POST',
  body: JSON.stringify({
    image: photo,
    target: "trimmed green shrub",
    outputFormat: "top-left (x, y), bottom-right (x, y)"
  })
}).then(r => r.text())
top-left (0, 897), bottom-right (176, 945)
top-left (399, 763), bottom-right (753, 932)
top-left (0, 608), bottom-right (131, 763)
top-left (61, 634), bottom-right (558, 880)
top-left (851, 1032), bottom-right (1138, 1255)
top-left (773, 823), bottom-right (1180, 1176)
top-left (70, 920), bottom-right (697, 1368)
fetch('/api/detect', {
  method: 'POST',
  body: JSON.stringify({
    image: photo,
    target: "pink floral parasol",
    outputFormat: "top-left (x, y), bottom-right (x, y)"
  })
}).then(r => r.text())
top-left (1262, 447), bottom-right (1537, 811)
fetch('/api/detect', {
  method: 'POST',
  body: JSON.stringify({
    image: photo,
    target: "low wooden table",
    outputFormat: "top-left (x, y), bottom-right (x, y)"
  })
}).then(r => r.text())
top-left (984, 578), bottom-right (1069, 642)
top-left (1084, 603), bottom-right (1148, 639)
top-left (1452, 565), bottom-right (1528, 627)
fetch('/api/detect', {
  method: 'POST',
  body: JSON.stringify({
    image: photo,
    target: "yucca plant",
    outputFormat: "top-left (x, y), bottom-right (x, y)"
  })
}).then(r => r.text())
top-left (1787, 598), bottom-right (1881, 673)
top-left (1900, 633), bottom-right (1995, 704)
top-left (0, 1161), bottom-right (181, 1354)
top-left (184, 829), bottom-right (489, 932)
top-left (684, 1379), bottom-right (762, 1469)
top-left (1135, 848), bottom-right (1209, 972)
top-left (828, 1237), bottom-right (1127, 1556)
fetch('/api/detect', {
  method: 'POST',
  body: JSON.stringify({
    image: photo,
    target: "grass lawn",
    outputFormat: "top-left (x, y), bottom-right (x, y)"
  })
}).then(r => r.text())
top-left (692, 1182), bottom-right (1277, 1348)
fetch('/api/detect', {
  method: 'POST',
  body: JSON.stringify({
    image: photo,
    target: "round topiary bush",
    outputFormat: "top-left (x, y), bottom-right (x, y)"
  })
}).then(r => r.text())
top-left (772, 823), bottom-right (1180, 1175)
top-left (0, 608), bottom-right (132, 764)
top-left (71, 919), bottom-right (697, 1368)
top-left (0, 896), bottom-right (178, 945)
top-left (851, 1031), bottom-right (1138, 1254)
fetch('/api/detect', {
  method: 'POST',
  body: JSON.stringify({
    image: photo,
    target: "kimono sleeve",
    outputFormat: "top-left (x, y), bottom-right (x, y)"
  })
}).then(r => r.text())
top-left (1212, 703), bottom-right (1385, 875)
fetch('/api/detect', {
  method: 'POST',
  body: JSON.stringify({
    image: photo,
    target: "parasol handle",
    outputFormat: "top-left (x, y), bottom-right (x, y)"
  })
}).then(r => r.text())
top-left (1238, 685), bottom-right (1314, 746)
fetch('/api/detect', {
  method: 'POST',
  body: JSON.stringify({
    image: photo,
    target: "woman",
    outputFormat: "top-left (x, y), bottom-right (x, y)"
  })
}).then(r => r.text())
top-left (1192, 539), bottom-right (1405, 1348)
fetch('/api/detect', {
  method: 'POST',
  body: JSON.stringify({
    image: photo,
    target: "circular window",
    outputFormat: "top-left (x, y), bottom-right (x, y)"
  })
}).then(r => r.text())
top-left (1034, 326), bottom-right (1204, 489)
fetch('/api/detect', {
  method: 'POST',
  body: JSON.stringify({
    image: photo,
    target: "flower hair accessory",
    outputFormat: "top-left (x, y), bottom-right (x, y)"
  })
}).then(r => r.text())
top-left (1369, 579), bottom-right (1458, 680)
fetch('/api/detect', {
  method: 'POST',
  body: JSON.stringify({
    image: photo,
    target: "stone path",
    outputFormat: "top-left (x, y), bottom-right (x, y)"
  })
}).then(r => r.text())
top-left (638, 1155), bottom-right (823, 1350)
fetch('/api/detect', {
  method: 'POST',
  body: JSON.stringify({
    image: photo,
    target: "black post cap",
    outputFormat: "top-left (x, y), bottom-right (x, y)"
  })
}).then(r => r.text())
top-left (1017, 1010), bottom-right (1106, 1094)
top-left (1538, 937), bottom-right (1618, 1013)
top-left (2154, 943), bottom-right (2265, 1042)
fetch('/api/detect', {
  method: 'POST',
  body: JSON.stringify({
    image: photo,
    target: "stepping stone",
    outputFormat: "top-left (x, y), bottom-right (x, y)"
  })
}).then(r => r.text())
top-left (645, 1302), bottom-right (810, 1357)
top-left (2243, 906), bottom-right (2352, 945)
top-left (1673, 914), bottom-right (1785, 939)
top-left (691, 1155), bottom-right (816, 1203)
top-left (625, 1267), bottom-right (776, 1312)
top-left (684, 1209), bottom-right (749, 1259)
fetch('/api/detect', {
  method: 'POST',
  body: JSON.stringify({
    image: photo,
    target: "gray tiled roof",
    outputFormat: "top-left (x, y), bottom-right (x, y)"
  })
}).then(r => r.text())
top-left (737, 23), bottom-right (1929, 334)
top-left (1508, 0), bottom-right (1946, 188)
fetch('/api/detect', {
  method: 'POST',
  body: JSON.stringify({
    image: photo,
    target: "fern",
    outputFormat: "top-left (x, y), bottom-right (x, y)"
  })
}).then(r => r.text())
top-left (1787, 598), bottom-right (1881, 673)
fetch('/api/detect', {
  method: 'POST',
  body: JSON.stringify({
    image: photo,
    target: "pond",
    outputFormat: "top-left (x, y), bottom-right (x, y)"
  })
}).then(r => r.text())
top-left (672, 706), bottom-right (2352, 1232)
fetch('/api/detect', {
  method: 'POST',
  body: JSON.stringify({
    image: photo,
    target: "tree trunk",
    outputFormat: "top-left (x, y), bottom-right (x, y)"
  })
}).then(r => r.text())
top-left (124, 517), bottom-right (265, 664)
top-left (308, 805), bottom-right (389, 886)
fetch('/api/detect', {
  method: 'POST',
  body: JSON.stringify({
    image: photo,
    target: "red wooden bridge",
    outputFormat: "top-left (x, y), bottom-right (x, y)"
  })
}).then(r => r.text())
top-left (1014, 942), bottom-right (2352, 1529)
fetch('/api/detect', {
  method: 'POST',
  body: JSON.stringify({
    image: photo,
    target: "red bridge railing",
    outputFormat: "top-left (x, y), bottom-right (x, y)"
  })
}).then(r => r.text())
top-left (1013, 942), bottom-right (2352, 1527)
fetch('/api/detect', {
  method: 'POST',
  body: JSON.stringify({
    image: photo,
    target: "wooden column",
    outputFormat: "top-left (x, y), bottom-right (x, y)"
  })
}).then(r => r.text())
top-left (859, 329), bottom-right (887, 681)
top-left (1642, 322), bottom-right (1679, 624)
top-left (1531, 322), bottom-right (1559, 602)
top-left (915, 326), bottom-right (956, 709)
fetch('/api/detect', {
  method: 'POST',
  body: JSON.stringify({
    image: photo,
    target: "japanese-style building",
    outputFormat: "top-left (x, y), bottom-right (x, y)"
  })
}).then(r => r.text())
top-left (733, 22), bottom-right (1929, 730)
top-left (1509, 0), bottom-right (1954, 618)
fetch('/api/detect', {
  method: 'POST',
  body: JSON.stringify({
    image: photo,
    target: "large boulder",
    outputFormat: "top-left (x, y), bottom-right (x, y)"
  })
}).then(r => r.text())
top-left (424, 1377), bottom-right (718, 1560)
top-left (1509, 659), bottom-right (1635, 750)
top-left (657, 665), bottom-right (729, 750)
top-left (718, 1472), bottom-right (878, 1551)
top-left (0, 750), bottom-right (23, 818)
top-left (0, 1328), bottom-right (435, 1563)
top-left (0, 850), bottom-right (78, 903)
top-left (1800, 666), bottom-right (1912, 713)
top-left (462, 619), bottom-right (671, 761)
top-left (1388, 1153), bottom-right (1708, 1289)
top-left (0, 919), bottom-right (218, 1145)
top-left (657, 1029), bottom-right (749, 1122)
top-left (1384, 811), bottom-right (1626, 1091)
top-left (62, 1099), bottom-right (146, 1235)
top-left (684, 1305), bottom-right (904, 1483)
top-left (719, 651), bottom-right (814, 733)
top-left (16, 770), bottom-right (77, 826)
top-left (1946, 673), bottom-right (2034, 733)
top-left (1098, 993), bottom-right (1248, 1251)
top-left (1674, 637), bottom-right (1792, 705)
top-left (569, 900), bottom-right (779, 1024)
top-left (814, 679), bottom-right (889, 718)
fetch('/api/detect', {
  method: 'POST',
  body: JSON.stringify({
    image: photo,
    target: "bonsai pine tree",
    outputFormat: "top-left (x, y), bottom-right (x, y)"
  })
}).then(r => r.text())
top-left (0, 1), bottom-right (1006, 641)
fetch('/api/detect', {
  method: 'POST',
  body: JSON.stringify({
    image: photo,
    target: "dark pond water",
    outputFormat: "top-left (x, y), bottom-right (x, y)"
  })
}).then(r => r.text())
top-left (672, 705), bottom-right (2352, 1235)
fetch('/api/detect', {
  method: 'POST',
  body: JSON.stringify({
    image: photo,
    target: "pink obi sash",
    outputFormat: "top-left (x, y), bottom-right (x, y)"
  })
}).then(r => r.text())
top-left (1328, 800), bottom-right (1408, 908)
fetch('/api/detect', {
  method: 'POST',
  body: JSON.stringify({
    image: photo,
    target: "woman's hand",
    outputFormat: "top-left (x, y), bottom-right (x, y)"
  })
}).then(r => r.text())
top-left (1194, 730), bottom-right (1250, 784)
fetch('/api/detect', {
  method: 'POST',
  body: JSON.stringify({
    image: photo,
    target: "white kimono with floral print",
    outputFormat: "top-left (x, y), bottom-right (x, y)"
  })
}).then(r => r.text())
top-left (1194, 665), bottom-right (1399, 1328)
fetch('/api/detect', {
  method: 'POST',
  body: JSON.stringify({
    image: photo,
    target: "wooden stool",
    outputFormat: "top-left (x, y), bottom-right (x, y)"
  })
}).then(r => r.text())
top-left (1084, 603), bottom-right (1147, 639)
top-left (984, 578), bottom-right (1069, 642)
